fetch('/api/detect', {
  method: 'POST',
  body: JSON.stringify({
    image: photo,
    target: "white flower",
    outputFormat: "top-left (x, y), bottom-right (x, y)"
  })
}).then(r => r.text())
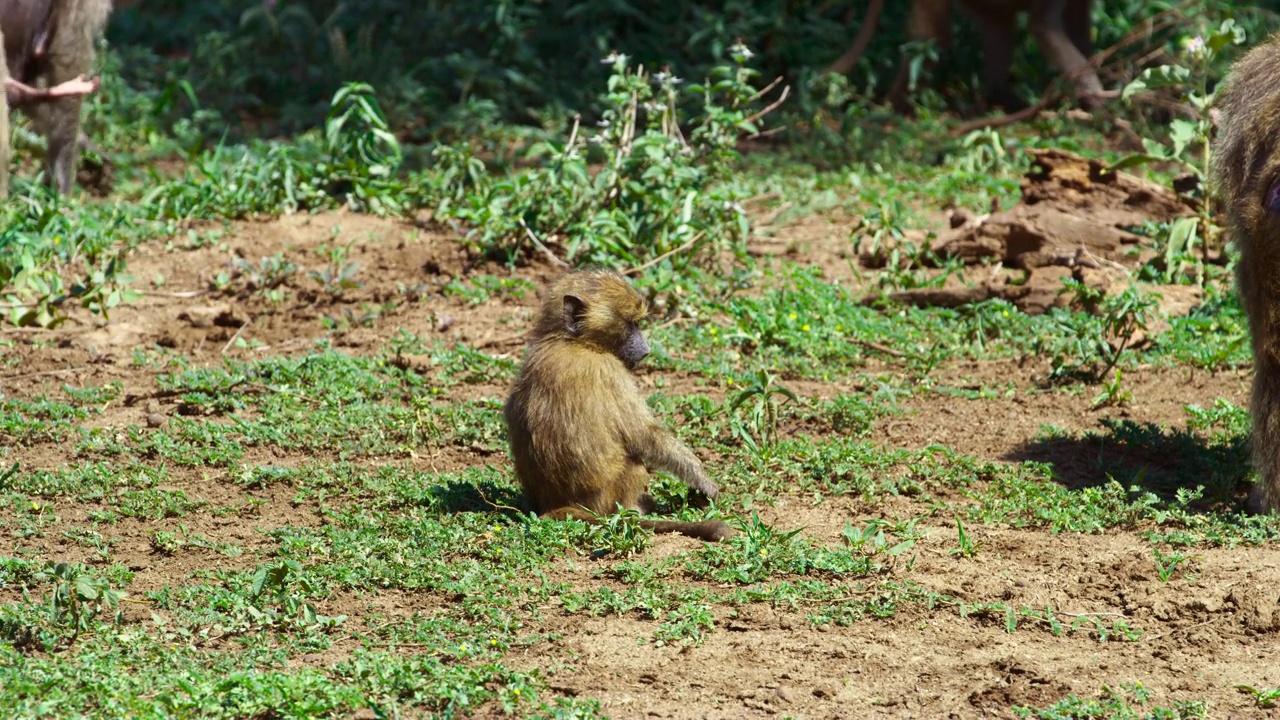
top-left (1183, 35), bottom-right (1207, 58)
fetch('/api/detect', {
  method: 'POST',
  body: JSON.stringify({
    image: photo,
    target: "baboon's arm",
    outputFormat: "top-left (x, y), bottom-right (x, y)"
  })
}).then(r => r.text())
top-left (629, 420), bottom-right (719, 499)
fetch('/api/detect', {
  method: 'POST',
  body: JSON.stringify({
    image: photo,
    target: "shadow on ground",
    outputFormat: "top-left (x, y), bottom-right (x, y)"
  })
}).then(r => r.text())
top-left (1005, 418), bottom-right (1252, 510)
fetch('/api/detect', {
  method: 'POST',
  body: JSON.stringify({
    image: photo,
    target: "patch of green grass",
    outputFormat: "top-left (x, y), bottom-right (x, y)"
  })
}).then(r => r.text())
top-left (2, 9), bottom-right (1274, 712)
top-left (1014, 681), bottom-right (1206, 719)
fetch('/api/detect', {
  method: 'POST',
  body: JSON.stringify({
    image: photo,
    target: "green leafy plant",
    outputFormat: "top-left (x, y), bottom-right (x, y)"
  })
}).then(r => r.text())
top-left (1152, 548), bottom-right (1190, 582)
top-left (728, 369), bottom-right (800, 457)
top-left (1236, 684), bottom-right (1280, 710)
top-left (581, 507), bottom-right (652, 558)
top-left (249, 559), bottom-right (346, 630)
top-left (34, 562), bottom-right (125, 647)
top-left (428, 45), bottom-right (784, 269)
top-left (948, 517), bottom-right (980, 558)
top-left (1092, 368), bottom-right (1132, 409)
top-left (1114, 19), bottom-right (1246, 285)
top-left (1039, 281), bottom-right (1159, 382)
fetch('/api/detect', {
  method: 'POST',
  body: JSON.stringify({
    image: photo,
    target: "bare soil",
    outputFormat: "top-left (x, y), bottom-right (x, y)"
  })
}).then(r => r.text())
top-left (2, 202), bottom-right (1276, 719)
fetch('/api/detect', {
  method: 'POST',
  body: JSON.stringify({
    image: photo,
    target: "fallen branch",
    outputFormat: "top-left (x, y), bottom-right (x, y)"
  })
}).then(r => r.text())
top-left (518, 217), bottom-right (570, 269)
top-left (624, 231), bottom-right (706, 276)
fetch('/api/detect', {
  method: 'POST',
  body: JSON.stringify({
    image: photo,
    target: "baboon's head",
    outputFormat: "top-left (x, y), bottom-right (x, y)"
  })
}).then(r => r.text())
top-left (534, 269), bottom-right (650, 368)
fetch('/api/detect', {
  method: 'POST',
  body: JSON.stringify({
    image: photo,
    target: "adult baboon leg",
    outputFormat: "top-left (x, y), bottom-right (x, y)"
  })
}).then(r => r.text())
top-left (1248, 360), bottom-right (1280, 514)
top-left (1241, 258), bottom-right (1280, 515)
top-left (1062, 0), bottom-right (1093, 56)
top-left (37, 97), bottom-right (83, 194)
top-left (975, 8), bottom-right (1023, 111)
top-left (0, 28), bottom-right (10, 200)
top-left (1027, 0), bottom-right (1103, 108)
top-left (35, 0), bottom-right (111, 194)
top-left (826, 0), bottom-right (885, 77)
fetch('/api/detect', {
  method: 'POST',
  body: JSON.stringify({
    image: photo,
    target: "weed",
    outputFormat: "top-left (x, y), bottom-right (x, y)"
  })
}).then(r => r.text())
top-left (728, 369), bottom-right (801, 457)
top-left (1152, 548), bottom-right (1191, 582)
top-left (1115, 19), bottom-right (1246, 286)
top-left (427, 47), bottom-right (782, 268)
top-left (580, 508), bottom-right (652, 558)
top-left (250, 559), bottom-right (346, 631)
top-left (1236, 684), bottom-right (1280, 709)
top-left (0, 563), bottom-right (128, 650)
top-left (948, 517), bottom-right (980, 558)
top-left (1039, 281), bottom-right (1159, 382)
top-left (1015, 682), bottom-right (1206, 719)
top-left (1092, 368), bottom-right (1132, 409)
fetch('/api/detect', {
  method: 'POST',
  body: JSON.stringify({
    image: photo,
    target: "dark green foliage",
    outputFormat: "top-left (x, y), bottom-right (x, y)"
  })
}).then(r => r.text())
top-left (106, 1), bottom-right (1278, 139)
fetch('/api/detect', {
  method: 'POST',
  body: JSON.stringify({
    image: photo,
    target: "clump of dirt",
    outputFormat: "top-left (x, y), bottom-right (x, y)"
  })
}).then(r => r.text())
top-left (866, 148), bottom-right (1201, 314)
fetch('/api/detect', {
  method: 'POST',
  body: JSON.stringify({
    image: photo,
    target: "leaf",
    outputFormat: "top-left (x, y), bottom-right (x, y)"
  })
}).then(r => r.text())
top-left (1120, 77), bottom-right (1147, 102)
top-left (1164, 217), bottom-right (1198, 282)
top-left (888, 539), bottom-right (916, 556)
top-left (74, 575), bottom-right (100, 601)
top-left (1168, 119), bottom-right (1198, 158)
top-left (250, 565), bottom-right (269, 598)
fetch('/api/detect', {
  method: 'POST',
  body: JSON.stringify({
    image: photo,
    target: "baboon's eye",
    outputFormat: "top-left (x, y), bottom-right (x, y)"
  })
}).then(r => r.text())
top-left (1268, 179), bottom-right (1280, 215)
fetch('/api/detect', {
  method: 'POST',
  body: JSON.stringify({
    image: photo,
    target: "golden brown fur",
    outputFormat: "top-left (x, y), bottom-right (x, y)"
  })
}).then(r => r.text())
top-left (0, 0), bottom-right (112, 197)
top-left (504, 269), bottom-right (732, 542)
top-left (888, 0), bottom-right (1101, 113)
top-left (1212, 33), bottom-right (1280, 514)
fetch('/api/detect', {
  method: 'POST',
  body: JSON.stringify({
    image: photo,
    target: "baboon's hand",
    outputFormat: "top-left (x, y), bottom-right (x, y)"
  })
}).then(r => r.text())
top-left (695, 478), bottom-right (720, 500)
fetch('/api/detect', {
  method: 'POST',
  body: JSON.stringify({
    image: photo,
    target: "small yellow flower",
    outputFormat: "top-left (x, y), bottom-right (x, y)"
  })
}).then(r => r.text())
top-left (788, 313), bottom-right (797, 320)
top-left (709, 328), bottom-right (718, 335)
top-left (513, 689), bottom-right (521, 696)
top-left (835, 324), bottom-right (842, 331)
top-left (726, 378), bottom-right (734, 386)
top-left (490, 638), bottom-right (498, 646)
top-left (760, 549), bottom-right (768, 557)
top-left (801, 324), bottom-right (810, 332)
top-left (1001, 310), bottom-right (1009, 318)
top-left (459, 643), bottom-right (468, 653)
top-left (492, 524), bottom-right (501, 532)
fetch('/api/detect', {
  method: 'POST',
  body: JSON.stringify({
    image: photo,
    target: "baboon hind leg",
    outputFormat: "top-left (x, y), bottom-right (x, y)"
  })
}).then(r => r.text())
top-left (33, 66), bottom-right (87, 194)
top-left (974, 7), bottom-right (1022, 110)
top-left (0, 27), bottom-right (10, 199)
top-left (34, 0), bottom-right (110, 194)
top-left (1027, 0), bottom-right (1102, 107)
top-left (1248, 356), bottom-right (1280, 514)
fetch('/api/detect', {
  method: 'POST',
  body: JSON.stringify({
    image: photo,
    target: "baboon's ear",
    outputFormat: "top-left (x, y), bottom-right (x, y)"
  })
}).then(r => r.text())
top-left (563, 294), bottom-right (588, 336)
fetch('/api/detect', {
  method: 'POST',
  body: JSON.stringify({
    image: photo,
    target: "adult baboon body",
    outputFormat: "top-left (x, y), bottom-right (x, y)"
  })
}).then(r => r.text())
top-left (888, 0), bottom-right (1102, 113)
top-left (1212, 33), bottom-right (1280, 514)
top-left (504, 269), bottom-right (732, 542)
top-left (0, 0), bottom-right (111, 197)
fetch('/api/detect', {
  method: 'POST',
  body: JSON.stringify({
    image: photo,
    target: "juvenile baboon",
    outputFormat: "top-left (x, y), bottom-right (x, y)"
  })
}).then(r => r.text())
top-left (1212, 33), bottom-right (1280, 514)
top-left (0, 0), bottom-right (112, 198)
top-left (887, 0), bottom-right (1103, 114)
top-left (504, 269), bottom-right (732, 542)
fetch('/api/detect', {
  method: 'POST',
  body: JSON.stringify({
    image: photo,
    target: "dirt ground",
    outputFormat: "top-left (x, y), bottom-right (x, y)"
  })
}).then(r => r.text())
top-left (3, 207), bottom-right (1278, 719)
